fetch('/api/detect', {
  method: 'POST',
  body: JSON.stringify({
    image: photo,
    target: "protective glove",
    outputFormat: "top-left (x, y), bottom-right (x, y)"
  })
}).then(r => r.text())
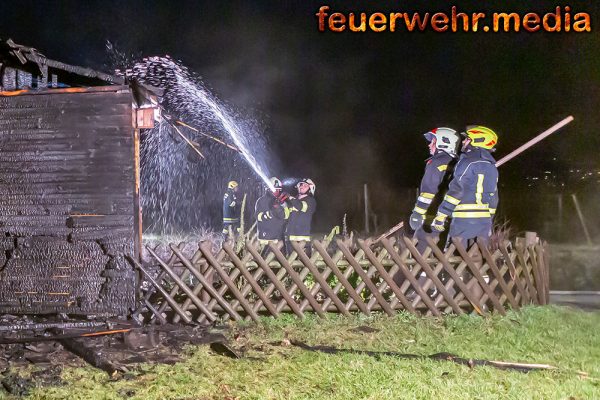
top-left (409, 211), bottom-right (424, 230)
top-left (277, 191), bottom-right (290, 205)
top-left (431, 213), bottom-right (448, 232)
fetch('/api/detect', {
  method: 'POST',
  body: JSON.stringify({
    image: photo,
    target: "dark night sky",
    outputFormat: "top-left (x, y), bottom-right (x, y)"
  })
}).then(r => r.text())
top-left (1, 0), bottom-right (599, 235)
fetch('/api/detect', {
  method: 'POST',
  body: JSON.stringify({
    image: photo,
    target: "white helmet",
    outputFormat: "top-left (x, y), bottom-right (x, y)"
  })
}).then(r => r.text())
top-left (270, 177), bottom-right (282, 190)
top-left (297, 178), bottom-right (316, 195)
top-left (424, 127), bottom-right (460, 157)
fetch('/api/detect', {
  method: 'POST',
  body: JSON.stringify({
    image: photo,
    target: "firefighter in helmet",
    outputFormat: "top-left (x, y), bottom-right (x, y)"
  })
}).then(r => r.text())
top-left (255, 177), bottom-right (289, 247)
top-left (285, 178), bottom-right (317, 253)
top-left (222, 180), bottom-right (241, 238)
top-left (431, 126), bottom-right (499, 248)
top-left (409, 127), bottom-right (460, 252)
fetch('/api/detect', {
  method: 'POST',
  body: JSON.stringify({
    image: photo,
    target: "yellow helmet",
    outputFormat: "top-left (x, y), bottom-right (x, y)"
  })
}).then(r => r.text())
top-left (227, 180), bottom-right (238, 189)
top-left (465, 125), bottom-right (498, 149)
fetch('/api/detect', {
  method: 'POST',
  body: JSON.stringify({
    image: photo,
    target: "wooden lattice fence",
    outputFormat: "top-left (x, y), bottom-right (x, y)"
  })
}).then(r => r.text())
top-left (132, 235), bottom-right (550, 324)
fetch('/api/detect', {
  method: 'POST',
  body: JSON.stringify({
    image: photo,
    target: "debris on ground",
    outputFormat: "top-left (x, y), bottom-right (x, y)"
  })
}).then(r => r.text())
top-left (0, 317), bottom-right (229, 396)
top-left (289, 341), bottom-right (560, 373)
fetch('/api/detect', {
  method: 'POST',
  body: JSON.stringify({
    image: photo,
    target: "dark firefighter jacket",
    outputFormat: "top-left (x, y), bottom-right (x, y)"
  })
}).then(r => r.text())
top-left (413, 151), bottom-right (457, 219)
top-left (222, 189), bottom-right (240, 225)
top-left (255, 193), bottom-right (288, 241)
top-left (437, 146), bottom-right (499, 219)
top-left (286, 195), bottom-right (316, 241)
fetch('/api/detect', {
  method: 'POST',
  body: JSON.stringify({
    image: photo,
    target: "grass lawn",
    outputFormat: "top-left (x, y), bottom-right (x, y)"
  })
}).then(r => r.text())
top-left (13, 305), bottom-right (600, 400)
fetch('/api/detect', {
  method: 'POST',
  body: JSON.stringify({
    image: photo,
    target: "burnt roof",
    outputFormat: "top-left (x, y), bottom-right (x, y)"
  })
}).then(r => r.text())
top-left (0, 38), bottom-right (124, 86)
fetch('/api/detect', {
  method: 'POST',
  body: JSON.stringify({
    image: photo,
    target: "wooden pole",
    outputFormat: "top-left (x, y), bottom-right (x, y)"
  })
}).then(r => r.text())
top-left (364, 183), bottom-right (369, 234)
top-left (236, 193), bottom-right (247, 252)
top-left (133, 128), bottom-right (142, 261)
top-left (175, 119), bottom-right (240, 152)
top-left (557, 194), bottom-right (563, 242)
top-left (495, 116), bottom-right (574, 167)
top-left (375, 221), bottom-right (404, 242)
top-left (240, 193), bottom-right (247, 235)
top-left (571, 194), bottom-right (593, 245)
top-left (168, 121), bottom-right (205, 159)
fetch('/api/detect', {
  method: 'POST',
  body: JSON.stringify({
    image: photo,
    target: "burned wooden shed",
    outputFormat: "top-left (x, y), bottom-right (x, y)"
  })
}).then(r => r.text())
top-left (0, 40), bottom-right (155, 317)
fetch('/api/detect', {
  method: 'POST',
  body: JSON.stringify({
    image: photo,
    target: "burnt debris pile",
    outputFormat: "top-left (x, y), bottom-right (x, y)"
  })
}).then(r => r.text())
top-left (0, 314), bottom-right (227, 396)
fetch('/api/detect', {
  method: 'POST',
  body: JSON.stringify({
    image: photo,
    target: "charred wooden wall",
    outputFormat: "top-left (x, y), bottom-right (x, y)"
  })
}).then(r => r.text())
top-left (0, 86), bottom-right (137, 316)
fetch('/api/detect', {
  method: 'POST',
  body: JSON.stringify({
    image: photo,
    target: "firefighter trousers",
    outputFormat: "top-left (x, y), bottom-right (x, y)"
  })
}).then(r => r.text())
top-left (448, 218), bottom-right (492, 249)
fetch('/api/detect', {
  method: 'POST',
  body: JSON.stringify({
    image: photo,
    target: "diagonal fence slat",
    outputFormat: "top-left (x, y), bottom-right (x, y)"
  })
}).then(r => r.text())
top-left (198, 248), bottom-right (248, 323)
top-left (400, 245), bottom-right (435, 311)
top-left (292, 241), bottom-right (350, 315)
top-left (403, 237), bottom-right (463, 315)
top-left (482, 260), bottom-right (511, 309)
top-left (357, 239), bottom-right (415, 313)
top-left (146, 246), bottom-right (219, 322)
top-left (170, 244), bottom-right (240, 321)
top-left (515, 244), bottom-right (538, 304)
top-left (479, 242), bottom-right (520, 310)
top-left (380, 238), bottom-right (442, 317)
top-left (273, 246), bottom-right (322, 314)
top-left (132, 242), bottom-right (185, 323)
top-left (223, 243), bottom-right (279, 317)
top-left (425, 237), bottom-right (485, 315)
top-left (363, 243), bottom-right (395, 310)
top-left (433, 245), bottom-right (472, 311)
top-left (161, 246), bottom-right (208, 324)
top-left (138, 233), bottom-right (549, 322)
top-left (300, 250), bottom-right (343, 311)
top-left (311, 241), bottom-right (370, 315)
top-left (246, 241), bottom-right (305, 318)
top-left (499, 242), bottom-right (530, 305)
top-left (250, 250), bottom-right (281, 314)
top-left (452, 239), bottom-right (507, 315)
top-left (409, 243), bottom-right (451, 311)
top-left (133, 258), bottom-right (193, 324)
top-left (337, 239), bottom-right (395, 316)
top-left (441, 243), bottom-right (487, 314)
top-left (200, 242), bottom-right (259, 321)
top-left (269, 243), bottom-right (326, 317)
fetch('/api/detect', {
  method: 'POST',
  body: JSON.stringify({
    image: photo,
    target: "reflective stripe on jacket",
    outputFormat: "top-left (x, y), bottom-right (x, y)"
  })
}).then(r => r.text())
top-left (437, 147), bottom-right (499, 219)
top-left (413, 151), bottom-right (457, 217)
top-left (255, 193), bottom-right (288, 241)
top-left (286, 195), bottom-right (316, 238)
top-left (223, 189), bottom-right (240, 223)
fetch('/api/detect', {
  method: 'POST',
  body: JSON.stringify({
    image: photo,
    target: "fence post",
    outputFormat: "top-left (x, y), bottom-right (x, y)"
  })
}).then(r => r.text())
top-left (364, 183), bottom-right (369, 234)
top-left (525, 232), bottom-right (538, 246)
top-left (557, 194), bottom-right (563, 242)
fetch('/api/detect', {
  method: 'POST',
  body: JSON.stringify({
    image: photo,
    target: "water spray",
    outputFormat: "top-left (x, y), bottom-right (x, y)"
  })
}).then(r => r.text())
top-left (173, 74), bottom-right (276, 192)
top-left (128, 57), bottom-right (275, 191)
top-left (126, 57), bottom-right (281, 233)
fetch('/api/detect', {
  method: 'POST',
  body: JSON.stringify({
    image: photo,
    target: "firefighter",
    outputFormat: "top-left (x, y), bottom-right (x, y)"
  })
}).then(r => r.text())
top-left (431, 125), bottom-right (499, 249)
top-left (255, 177), bottom-right (289, 248)
top-left (222, 180), bottom-right (240, 238)
top-left (285, 178), bottom-right (316, 254)
top-left (409, 127), bottom-right (460, 252)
